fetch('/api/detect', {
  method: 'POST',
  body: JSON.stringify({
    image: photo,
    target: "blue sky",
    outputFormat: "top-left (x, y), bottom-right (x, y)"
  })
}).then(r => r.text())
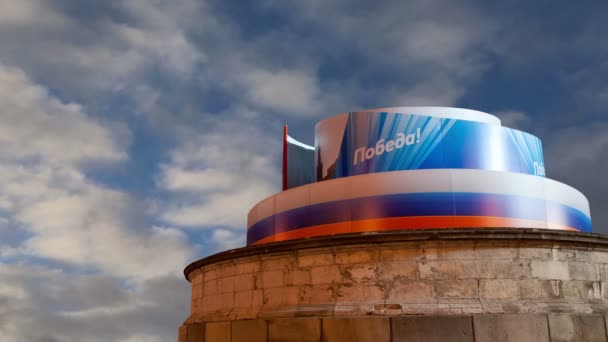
top-left (0, 0), bottom-right (606, 340)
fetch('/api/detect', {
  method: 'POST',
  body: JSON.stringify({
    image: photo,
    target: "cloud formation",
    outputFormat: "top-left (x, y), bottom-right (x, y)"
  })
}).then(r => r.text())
top-left (0, 0), bottom-right (606, 341)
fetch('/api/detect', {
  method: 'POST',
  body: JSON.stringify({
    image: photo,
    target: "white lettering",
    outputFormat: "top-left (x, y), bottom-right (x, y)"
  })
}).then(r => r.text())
top-left (375, 139), bottom-right (385, 156)
top-left (352, 129), bottom-right (424, 165)
top-left (405, 133), bottom-right (415, 146)
top-left (353, 147), bottom-right (365, 165)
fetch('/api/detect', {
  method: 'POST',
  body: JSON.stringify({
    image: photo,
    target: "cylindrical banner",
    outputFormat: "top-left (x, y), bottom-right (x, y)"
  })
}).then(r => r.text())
top-left (315, 111), bottom-right (545, 181)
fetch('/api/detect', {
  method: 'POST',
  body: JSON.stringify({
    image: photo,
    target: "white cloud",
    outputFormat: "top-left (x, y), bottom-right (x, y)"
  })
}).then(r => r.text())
top-left (157, 111), bottom-right (280, 230)
top-left (0, 0), bottom-right (66, 27)
top-left (241, 69), bottom-right (321, 115)
top-left (0, 263), bottom-right (189, 342)
top-left (210, 229), bottom-right (246, 252)
top-left (0, 64), bottom-right (127, 164)
top-left (0, 63), bottom-right (192, 279)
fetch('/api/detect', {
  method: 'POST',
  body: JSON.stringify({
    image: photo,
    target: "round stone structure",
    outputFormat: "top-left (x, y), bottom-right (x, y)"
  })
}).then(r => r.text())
top-left (179, 229), bottom-right (608, 342)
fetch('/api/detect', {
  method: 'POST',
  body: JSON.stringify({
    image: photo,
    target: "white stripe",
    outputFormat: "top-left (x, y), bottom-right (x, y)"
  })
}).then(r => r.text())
top-left (248, 169), bottom-right (590, 227)
top-left (287, 135), bottom-right (314, 150)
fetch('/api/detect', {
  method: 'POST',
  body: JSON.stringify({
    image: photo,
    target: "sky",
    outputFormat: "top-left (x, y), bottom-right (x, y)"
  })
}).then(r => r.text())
top-left (0, 0), bottom-right (606, 341)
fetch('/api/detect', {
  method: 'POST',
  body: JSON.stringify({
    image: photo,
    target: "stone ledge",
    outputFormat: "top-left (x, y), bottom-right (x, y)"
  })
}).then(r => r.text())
top-left (185, 229), bottom-right (608, 281)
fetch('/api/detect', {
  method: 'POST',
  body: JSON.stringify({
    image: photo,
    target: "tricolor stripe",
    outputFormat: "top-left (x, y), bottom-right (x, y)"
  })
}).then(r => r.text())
top-left (246, 191), bottom-right (591, 245)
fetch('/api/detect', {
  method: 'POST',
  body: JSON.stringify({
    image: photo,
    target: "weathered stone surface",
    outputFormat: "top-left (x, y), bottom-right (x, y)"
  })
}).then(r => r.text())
top-left (435, 279), bottom-right (478, 299)
top-left (285, 270), bottom-right (311, 286)
top-left (185, 230), bottom-right (608, 322)
top-left (311, 265), bottom-right (342, 285)
top-left (479, 279), bottom-right (520, 299)
top-left (548, 314), bottom-right (607, 342)
top-left (377, 261), bottom-right (418, 280)
top-left (476, 246), bottom-right (518, 260)
top-left (392, 316), bottom-right (474, 342)
top-left (235, 260), bottom-right (261, 274)
top-left (322, 318), bottom-right (390, 342)
top-left (262, 270), bottom-right (285, 288)
top-left (419, 261), bottom-right (478, 280)
top-left (437, 243), bottom-right (476, 260)
top-left (478, 260), bottom-right (530, 279)
top-left (262, 255), bottom-right (296, 271)
top-left (379, 247), bottom-right (420, 261)
top-left (178, 325), bottom-right (188, 342)
top-left (334, 250), bottom-right (378, 264)
top-left (473, 314), bottom-right (550, 342)
top-left (298, 252), bottom-right (335, 267)
top-left (263, 287), bottom-right (300, 307)
top-left (231, 320), bottom-right (267, 342)
top-left (234, 273), bottom-right (255, 292)
top-left (569, 262), bottom-right (600, 281)
top-left (388, 281), bottom-right (435, 300)
top-left (186, 324), bottom-right (205, 342)
top-left (532, 260), bottom-right (570, 280)
top-left (269, 318), bottom-right (321, 342)
top-left (205, 322), bottom-right (230, 342)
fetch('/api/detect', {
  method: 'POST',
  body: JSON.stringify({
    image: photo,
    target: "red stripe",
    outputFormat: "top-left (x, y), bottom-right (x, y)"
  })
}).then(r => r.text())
top-left (251, 216), bottom-right (579, 245)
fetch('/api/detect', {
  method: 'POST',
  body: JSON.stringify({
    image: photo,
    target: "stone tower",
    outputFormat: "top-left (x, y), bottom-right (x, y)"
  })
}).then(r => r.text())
top-left (179, 108), bottom-right (605, 342)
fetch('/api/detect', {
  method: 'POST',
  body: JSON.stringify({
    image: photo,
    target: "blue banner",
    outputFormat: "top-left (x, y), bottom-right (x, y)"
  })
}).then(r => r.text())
top-left (316, 111), bottom-right (545, 181)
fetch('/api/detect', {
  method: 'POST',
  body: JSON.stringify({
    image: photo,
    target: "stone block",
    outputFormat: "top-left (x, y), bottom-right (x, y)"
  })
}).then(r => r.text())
top-left (379, 247), bottom-right (421, 261)
top-left (186, 323), bottom-right (205, 342)
top-left (299, 285), bottom-right (336, 304)
top-left (479, 279), bottom-right (520, 299)
top-left (335, 250), bottom-right (378, 264)
top-left (562, 281), bottom-right (602, 301)
top-left (419, 261), bottom-right (478, 280)
top-left (217, 264), bottom-right (236, 278)
top-left (346, 264), bottom-right (378, 282)
top-left (519, 247), bottom-right (552, 260)
top-left (263, 255), bottom-right (296, 271)
top-left (206, 322), bottom-right (231, 342)
top-left (532, 260), bottom-right (570, 280)
top-left (269, 318), bottom-right (321, 342)
top-left (311, 265), bottom-right (342, 285)
top-left (285, 270), bottom-right (311, 286)
top-left (590, 250), bottom-right (608, 264)
top-left (204, 280), bottom-right (220, 296)
top-left (298, 252), bottom-right (335, 267)
top-left (435, 279), bottom-right (478, 299)
top-left (473, 314), bottom-right (550, 342)
top-left (234, 273), bottom-right (255, 292)
top-left (232, 320), bottom-right (267, 342)
top-left (192, 272), bottom-right (203, 285)
top-left (322, 317), bottom-right (390, 342)
top-left (220, 276), bottom-right (235, 293)
top-left (264, 287), bottom-right (300, 307)
top-left (478, 260), bottom-right (531, 279)
top-left (569, 262), bottom-right (600, 281)
top-left (476, 246), bottom-right (518, 259)
top-left (548, 314), bottom-right (607, 342)
top-left (520, 279), bottom-right (544, 299)
top-left (178, 325), bottom-right (188, 342)
top-left (392, 315), bottom-right (474, 342)
top-left (263, 270), bottom-right (285, 288)
top-left (235, 290), bottom-right (253, 309)
top-left (377, 261), bottom-right (418, 281)
top-left (337, 284), bottom-right (384, 303)
top-left (437, 243), bottom-right (476, 260)
top-left (204, 268), bottom-right (218, 282)
top-left (388, 281), bottom-right (435, 300)
top-left (236, 260), bottom-right (261, 274)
